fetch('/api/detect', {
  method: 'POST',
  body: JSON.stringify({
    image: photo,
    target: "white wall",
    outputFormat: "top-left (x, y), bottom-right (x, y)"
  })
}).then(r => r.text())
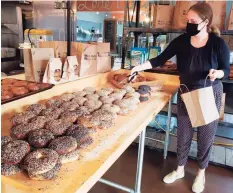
top-left (76, 12), bottom-right (107, 23)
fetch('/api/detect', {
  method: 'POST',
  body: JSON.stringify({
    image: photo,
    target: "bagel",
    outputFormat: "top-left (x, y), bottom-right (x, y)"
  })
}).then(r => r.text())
top-left (60, 101), bottom-right (79, 111)
top-left (45, 119), bottom-right (72, 136)
top-left (38, 83), bottom-right (51, 89)
top-left (40, 108), bottom-right (63, 121)
top-left (26, 104), bottom-right (46, 115)
top-left (1, 136), bottom-right (12, 147)
top-left (78, 136), bottom-right (94, 148)
top-left (13, 80), bottom-right (28, 87)
top-left (1, 90), bottom-right (14, 100)
top-left (1, 78), bottom-right (18, 85)
top-left (72, 91), bottom-right (87, 97)
top-left (45, 99), bottom-right (63, 108)
top-left (85, 94), bottom-right (99, 101)
top-left (11, 87), bottom-right (29, 96)
top-left (30, 116), bottom-right (47, 129)
top-left (138, 85), bottom-right (151, 92)
top-left (28, 129), bottom-right (54, 148)
top-left (28, 161), bottom-right (61, 180)
top-left (101, 104), bottom-right (120, 114)
top-left (66, 125), bottom-right (91, 141)
top-left (23, 149), bottom-right (59, 175)
top-left (59, 149), bottom-right (79, 164)
top-left (11, 123), bottom-right (34, 139)
top-left (60, 111), bottom-right (83, 123)
top-left (123, 85), bottom-right (135, 93)
top-left (72, 97), bottom-right (87, 106)
top-left (99, 96), bottom-right (116, 104)
top-left (49, 136), bottom-right (77, 155)
top-left (96, 88), bottom-right (113, 97)
top-left (84, 100), bottom-right (102, 111)
top-left (27, 83), bottom-right (40, 91)
top-left (1, 164), bottom-right (21, 176)
top-left (83, 87), bottom-right (96, 94)
top-left (1, 140), bottom-right (30, 165)
top-left (59, 93), bottom-right (75, 102)
top-left (11, 111), bottom-right (36, 126)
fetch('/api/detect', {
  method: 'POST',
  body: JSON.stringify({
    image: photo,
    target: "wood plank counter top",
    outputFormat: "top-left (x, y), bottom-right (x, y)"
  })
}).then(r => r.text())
top-left (1, 70), bottom-right (179, 193)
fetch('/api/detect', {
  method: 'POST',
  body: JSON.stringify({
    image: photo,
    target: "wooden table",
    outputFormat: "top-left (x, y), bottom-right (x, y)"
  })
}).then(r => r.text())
top-left (1, 70), bottom-right (179, 193)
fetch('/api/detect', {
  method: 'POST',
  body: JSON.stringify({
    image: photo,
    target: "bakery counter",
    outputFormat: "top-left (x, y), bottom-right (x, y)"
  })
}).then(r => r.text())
top-left (1, 70), bottom-right (179, 193)
top-left (2, 73), bottom-right (26, 80)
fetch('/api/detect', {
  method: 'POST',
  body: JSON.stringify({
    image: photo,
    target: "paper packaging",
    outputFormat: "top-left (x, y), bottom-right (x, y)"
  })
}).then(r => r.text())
top-left (173, 1), bottom-right (198, 29)
top-left (63, 56), bottom-right (80, 81)
top-left (227, 4), bottom-right (233, 30)
top-left (38, 41), bottom-right (78, 62)
top-left (77, 43), bottom-right (97, 77)
top-left (206, 1), bottom-right (226, 30)
top-left (43, 58), bottom-right (68, 84)
top-left (153, 5), bottom-right (174, 29)
top-left (97, 43), bottom-right (111, 73)
top-left (180, 86), bottom-right (219, 127)
top-left (24, 48), bottom-right (54, 82)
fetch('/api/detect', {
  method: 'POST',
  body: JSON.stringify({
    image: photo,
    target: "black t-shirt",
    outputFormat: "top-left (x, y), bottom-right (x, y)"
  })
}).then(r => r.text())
top-left (149, 33), bottom-right (230, 89)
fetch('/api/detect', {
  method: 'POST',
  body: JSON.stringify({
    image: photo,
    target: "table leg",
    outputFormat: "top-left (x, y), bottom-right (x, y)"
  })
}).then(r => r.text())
top-left (164, 96), bottom-right (172, 159)
top-left (135, 128), bottom-right (146, 193)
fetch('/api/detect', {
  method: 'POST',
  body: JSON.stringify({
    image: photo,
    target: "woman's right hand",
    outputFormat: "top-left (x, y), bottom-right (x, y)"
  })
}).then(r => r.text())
top-left (130, 61), bottom-right (153, 80)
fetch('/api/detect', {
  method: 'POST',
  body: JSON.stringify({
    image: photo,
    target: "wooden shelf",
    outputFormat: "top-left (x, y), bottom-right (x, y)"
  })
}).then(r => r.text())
top-left (124, 27), bottom-right (233, 35)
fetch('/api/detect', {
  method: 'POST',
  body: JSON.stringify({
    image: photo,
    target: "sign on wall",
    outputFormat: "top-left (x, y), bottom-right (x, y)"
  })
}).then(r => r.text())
top-left (77, 0), bottom-right (125, 12)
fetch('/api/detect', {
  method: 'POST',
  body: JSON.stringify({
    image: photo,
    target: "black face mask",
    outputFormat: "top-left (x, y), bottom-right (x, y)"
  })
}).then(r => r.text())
top-left (186, 21), bottom-right (205, 36)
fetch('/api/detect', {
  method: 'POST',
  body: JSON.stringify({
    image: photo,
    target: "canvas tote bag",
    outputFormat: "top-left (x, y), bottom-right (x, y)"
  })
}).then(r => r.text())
top-left (180, 78), bottom-right (219, 127)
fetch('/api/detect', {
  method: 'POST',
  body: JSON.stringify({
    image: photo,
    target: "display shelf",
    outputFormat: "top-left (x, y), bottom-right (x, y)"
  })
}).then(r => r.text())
top-left (123, 27), bottom-right (233, 35)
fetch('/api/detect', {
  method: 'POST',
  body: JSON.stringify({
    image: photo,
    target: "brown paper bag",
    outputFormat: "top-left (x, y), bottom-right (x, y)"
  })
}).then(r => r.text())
top-left (43, 58), bottom-right (68, 84)
top-left (206, 1), bottom-right (226, 30)
top-left (219, 93), bottom-right (226, 120)
top-left (24, 48), bottom-right (54, 82)
top-left (23, 49), bottom-right (35, 82)
top-left (173, 1), bottom-right (198, 29)
top-left (227, 4), bottom-right (233, 30)
top-left (38, 41), bottom-right (78, 62)
top-left (77, 43), bottom-right (97, 77)
top-left (97, 43), bottom-right (111, 73)
top-left (181, 86), bottom-right (219, 127)
top-left (153, 5), bottom-right (174, 29)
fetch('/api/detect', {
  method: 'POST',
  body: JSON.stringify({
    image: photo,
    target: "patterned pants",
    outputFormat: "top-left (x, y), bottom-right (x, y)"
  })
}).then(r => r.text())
top-left (177, 82), bottom-right (223, 169)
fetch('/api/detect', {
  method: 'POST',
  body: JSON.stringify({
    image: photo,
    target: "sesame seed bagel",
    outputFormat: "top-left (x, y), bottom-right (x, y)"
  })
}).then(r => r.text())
top-left (23, 148), bottom-right (59, 175)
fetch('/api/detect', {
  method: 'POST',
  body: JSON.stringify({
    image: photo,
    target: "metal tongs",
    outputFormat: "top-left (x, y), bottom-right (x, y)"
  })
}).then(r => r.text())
top-left (119, 71), bottom-right (138, 84)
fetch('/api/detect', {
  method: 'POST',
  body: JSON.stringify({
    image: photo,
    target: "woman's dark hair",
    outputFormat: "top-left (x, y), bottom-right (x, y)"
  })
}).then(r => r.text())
top-left (189, 2), bottom-right (220, 37)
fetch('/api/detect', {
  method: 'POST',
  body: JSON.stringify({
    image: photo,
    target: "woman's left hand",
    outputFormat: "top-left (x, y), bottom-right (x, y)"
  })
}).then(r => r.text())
top-left (208, 69), bottom-right (224, 81)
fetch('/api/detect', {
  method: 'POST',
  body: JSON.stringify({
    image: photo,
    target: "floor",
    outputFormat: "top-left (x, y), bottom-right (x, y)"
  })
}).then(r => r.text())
top-left (89, 145), bottom-right (233, 193)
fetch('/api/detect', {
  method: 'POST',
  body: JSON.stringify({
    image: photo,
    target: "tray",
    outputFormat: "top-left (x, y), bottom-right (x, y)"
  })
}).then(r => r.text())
top-left (1, 79), bottom-right (54, 105)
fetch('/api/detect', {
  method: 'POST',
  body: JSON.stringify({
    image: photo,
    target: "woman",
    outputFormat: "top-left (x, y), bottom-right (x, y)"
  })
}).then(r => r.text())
top-left (131, 3), bottom-right (230, 193)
